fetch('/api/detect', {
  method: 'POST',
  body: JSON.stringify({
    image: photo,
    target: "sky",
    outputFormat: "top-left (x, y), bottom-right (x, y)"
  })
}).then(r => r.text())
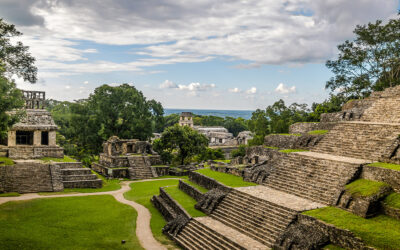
top-left (0, 0), bottom-right (399, 110)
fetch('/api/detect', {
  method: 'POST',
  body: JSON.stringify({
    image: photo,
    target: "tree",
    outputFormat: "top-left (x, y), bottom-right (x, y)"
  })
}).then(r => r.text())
top-left (247, 109), bottom-right (269, 145)
top-left (154, 124), bottom-right (208, 165)
top-left (0, 18), bottom-right (37, 83)
top-left (326, 18), bottom-right (400, 98)
top-left (223, 117), bottom-right (248, 137)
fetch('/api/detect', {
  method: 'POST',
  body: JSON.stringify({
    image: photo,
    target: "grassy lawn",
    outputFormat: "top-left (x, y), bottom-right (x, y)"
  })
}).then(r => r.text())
top-left (345, 179), bottom-right (389, 197)
top-left (384, 192), bottom-right (400, 209)
top-left (308, 130), bottom-right (329, 135)
top-left (195, 168), bottom-right (257, 187)
top-left (279, 149), bottom-right (309, 153)
top-left (40, 155), bottom-right (77, 163)
top-left (0, 192), bottom-right (20, 197)
top-left (0, 195), bottom-right (142, 250)
top-left (214, 159), bottom-right (231, 164)
top-left (124, 179), bottom-right (181, 249)
top-left (367, 162), bottom-right (400, 172)
top-left (303, 207), bottom-right (400, 249)
top-left (0, 156), bottom-right (14, 166)
top-left (163, 186), bottom-right (206, 217)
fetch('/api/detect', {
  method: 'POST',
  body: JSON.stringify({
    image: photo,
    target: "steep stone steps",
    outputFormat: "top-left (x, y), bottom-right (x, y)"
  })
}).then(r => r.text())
top-left (312, 122), bottom-right (400, 161)
top-left (361, 96), bottom-right (400, 123)
top-left (209, 189), bottom-right (297, 247)
top-left (62, 174), bottom-right (98, 181)
top-left (127, 156), bottom-right (155, 179)
top-left (60, 163), bottom-right (102, 189)
top-left (263, 152), bottom-right (362, 204)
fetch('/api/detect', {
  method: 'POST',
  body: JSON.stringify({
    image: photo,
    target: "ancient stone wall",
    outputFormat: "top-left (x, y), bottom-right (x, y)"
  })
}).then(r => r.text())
top-left (8, 146), bottom-right (63, 159)
top-left (264, 134), bottom-right (324, 149)
top-left (0, 162), bottom-right (63, 193)
top-left (361, 166), bottom-right (400, 192)
top-left (178, 180), bottom-right (203, 201)
top-left (188, 171), bottom-right (231, 192)
top-left (289, 122), bottom-right (337, 134)
top-left (153, 166), bottom-right (170, 176)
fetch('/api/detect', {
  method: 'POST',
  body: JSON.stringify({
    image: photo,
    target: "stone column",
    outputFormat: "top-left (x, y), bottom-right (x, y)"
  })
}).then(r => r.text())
top-left (7, 131), bottom-right (16, 146)
top-left (33, 131), bottom-right (42, 146)
top-left (49, 131), bottom-right (57, 146)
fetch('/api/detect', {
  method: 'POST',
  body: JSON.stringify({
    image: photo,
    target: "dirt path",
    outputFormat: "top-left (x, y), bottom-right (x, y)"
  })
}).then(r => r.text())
top-left (0, 179), bottom-right (181, 250)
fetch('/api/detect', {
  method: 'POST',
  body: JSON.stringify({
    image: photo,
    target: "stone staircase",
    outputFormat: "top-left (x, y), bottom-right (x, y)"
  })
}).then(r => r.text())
top-left (175, 219), bottom-right (247, 250)
top-left (209, 189), bottom-right (298, 247)
top-left (263, 152), bottom-right (364, 205)
top-left (128, 156), bottom-right (155, 179)
top-left (60, 162), bottom-right (102, 188)
top-left (312, 122), bottom-right (400, 161)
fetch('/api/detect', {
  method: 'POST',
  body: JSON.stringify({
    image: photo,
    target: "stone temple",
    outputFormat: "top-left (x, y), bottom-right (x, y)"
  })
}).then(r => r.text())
top-left (4, 90), bottom-right (63, 159)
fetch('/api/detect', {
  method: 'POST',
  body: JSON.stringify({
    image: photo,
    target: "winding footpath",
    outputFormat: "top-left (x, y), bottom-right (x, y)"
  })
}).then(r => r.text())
top-left (0, 179), bottom-right (182, 250)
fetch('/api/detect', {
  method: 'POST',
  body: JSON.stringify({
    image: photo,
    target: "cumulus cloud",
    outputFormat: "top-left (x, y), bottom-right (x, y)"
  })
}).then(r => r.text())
top-left (83, 80), bottom-right (89, 84)
top-left (178, 82), bottom-right (216, 91)
top-left (246, 87), bottom-right (257, 94)
top-left (160, 80), bottom-right (178, 89)
top-left (229, 87), bottom-right (241, 93)
top-left (275, 83), bottom-right (296, 94)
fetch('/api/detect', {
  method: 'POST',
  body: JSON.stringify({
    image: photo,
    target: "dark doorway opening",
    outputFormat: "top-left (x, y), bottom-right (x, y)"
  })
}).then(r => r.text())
top-left (41, 131), bottom-right (49, 145)
top-left (127, 144), bottom-right (133, 153)
top-left (16, 131), bottom-right (34, 145)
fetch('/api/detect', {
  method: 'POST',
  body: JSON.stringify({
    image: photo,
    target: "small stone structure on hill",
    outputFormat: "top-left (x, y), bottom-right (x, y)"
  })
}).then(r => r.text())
top-left (92, 136), bottom-right (162, 179)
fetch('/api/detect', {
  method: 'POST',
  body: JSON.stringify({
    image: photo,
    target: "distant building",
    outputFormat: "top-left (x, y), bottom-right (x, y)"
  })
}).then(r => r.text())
top-left (179, 112), bottom-right (194, 127)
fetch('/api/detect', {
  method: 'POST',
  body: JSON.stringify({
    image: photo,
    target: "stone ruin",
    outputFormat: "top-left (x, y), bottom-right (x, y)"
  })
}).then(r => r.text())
top-left (92, 136), bottom-right (162, 179)
top-left (152, 85), bottom-right (400, 250)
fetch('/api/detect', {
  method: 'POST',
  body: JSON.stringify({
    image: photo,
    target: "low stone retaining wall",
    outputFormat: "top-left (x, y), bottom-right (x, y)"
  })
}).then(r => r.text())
top-left (188, 171), bottom-right (231, 193)
top-left (361, 166), bottom-right (400, 192)
top-left (289, 122), bottom-right (337, 134)
top-left (381, 202), bottom-right (400, 220)
top-left (91, 162), bottom-right (130, 178)
top-left (210, 165), bottom-right (245, 177)
top-left (178, 180), bottom-right (203, 202)
top-left (153, 166), bottom-right (170, 176)
top-left (264, 134), bottom-right (324, 149)
top-left (0, 162), bottom-right (63, 193)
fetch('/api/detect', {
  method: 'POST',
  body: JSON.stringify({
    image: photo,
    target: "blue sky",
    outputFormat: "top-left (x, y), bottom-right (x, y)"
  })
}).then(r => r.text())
top-left (1, 0), bottom-right (399, 110)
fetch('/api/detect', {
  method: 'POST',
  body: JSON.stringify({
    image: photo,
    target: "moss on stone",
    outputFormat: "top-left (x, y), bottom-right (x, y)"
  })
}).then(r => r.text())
top-left (367, 162), bottom-right (400, 172)
top-left (345, 179), bottom-right (389, 197)
top-left (264, 146), bottom-right (279, 149)
top-left (384, 193), bottom-right (400, 210)
top-left (40, 155), bottom-right (77, 163)
top-left (308, 130), bottom-right (329, 135)
top-left (279, 149), bottom-right (309, 153)
top-left (0, 157), bottom-right (14, 166)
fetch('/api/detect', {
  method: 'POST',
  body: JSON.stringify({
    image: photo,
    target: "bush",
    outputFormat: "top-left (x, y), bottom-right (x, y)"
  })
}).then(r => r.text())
top-left (231, 145), bottom-right (246, 158)
top-left (194, 147), bottom-right (225, 162)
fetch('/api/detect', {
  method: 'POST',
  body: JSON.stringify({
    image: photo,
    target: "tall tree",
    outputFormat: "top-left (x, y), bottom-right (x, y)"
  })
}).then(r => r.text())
top-left (326, 18), bottom-right (400, 98)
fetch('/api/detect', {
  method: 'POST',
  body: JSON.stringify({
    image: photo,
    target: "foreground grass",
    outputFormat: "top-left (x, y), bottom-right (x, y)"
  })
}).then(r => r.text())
top-left (367, 162), bottom-right (400, 172)
top-left (164, 186), bottom-right (206, 217)
top-left (0, 195), bottom-right (142, 250)
top-left (303, 207), bottom-right (400, 249)
top-left (124, 179), bottom-right (181, 249)
top-left (196, 168), bottom-right (257, 187)
top-left (0, 156), bottom-right (14, 166)
top-left (384, 193), bottom-right (400, 209)
top-left (40, 155), bottom-right (77, 163)
top-left (308, 130), bottom-right (329, 135)
top-left (345, 179), bottom-right (389, 197)
top-left (0, 192), bottom-right (20, 197)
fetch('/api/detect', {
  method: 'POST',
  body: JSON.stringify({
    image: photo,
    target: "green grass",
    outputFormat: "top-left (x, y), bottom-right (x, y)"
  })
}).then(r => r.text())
top-left (163, 186), bottom-right (206, 217)
top-left (304, 207), bottom-right (400, 249)
top-left (40, 155), bottom-right (77, 163)
top-left (124, 179), bottom-right (182, 249)
top-left (264, 146), bottom-right (279, 149)
top-left (323, 244), bottom-right (345, 250)
top-left (279, 149), bottom-right (309, 153)
top-left (308, 130), bottom-right (329, 135)
top-left (195, 168), bottom-right (257, 187)
top-left (271, 133), bottom-right (302, 136)
top-left (0, 192), bottom-right (20, 197)
top-left (384, 193), bottom-right (400, 209)
top-left (367, 162), bottom-right (400, 172)
top-left (0, 195), bottom-right (142, 249)
top-left (182, 180), bottom-right (208, 193)
top-left (0, 156), bottom-right (14, 166)
top-left (214, 159), bottom-right (231, 164)
top-left (345, 179), bottom-right (389, 197)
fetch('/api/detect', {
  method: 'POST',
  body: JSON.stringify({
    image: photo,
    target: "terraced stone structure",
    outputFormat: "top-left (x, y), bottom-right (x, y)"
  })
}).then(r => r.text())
top-left (157, 85), bottom-right (400, 249)
top-left (92, 136), bottom-right (161, 179)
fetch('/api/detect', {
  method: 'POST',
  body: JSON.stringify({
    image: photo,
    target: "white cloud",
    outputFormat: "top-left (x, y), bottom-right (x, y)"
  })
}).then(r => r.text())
top-left (178, 82), bottom-right (216, 91)
top-left (160, 80), bottom-right (178, 89)
top-left (65, 85), bottom-right (71, 89)
top-left (229, 87), bottom-right (241, 93)
top-left (275, 83), bottom-right (296, 94)
top-left (83, 80), bottom-right (89, 84)
top-left (246, 87), bottom-right (257, 94)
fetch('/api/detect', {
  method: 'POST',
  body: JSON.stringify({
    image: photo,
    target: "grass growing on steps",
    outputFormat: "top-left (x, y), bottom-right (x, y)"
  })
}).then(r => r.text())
top-left (0, 156), bottom-right (14, 166)
top-left (279, 149), bottom-right (309, 153)
top-left (0, 195), bottom-right (142, 249)
top-left (308, 130), bottom-right (329, 135)
top-left (367, 162), bottom-right (400, 171)
top-left (40, 155), bottom-right (77, 163)
top-left (0, 192), bottom-right (20, 197)
top-left (182, 180), bottom-right (208, 193)
top-left (345, 179), bottom-right (389, 197)
top-left (164, 186), bottom-right (206, 217)
top-left (195, 168), bottom-right (257, 187)
top-left (303, 207), bottom-right (400, 249)
top-left (384, 193), bottom-right (400, 209)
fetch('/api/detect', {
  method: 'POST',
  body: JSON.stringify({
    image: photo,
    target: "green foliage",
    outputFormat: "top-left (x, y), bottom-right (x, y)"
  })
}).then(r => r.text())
top-left (162, 113), bottom-right (180, 130)
top-left (303, 207), bottom-right (400, 249)
top-left (154, 124), bottom-right (208, 165)
top-left (0, 18), bottom-right (37, 83)
top-left (215, 159), bottom-right (231, 164)
top-left (195, 168), bottom-right (257, 187)
top-left (39, 155), bottom-right (77, 163)
top-left (384, 193), bottom-right (400, 209)
top-left (279, 149), bottom-right (308, 153)
top-left (195, 147), bottom-right (225, 162)
top-left (345, 179), bottom-right (389, 197)
top-left (0, 156), bottom-right (14, 166)
top-left (308, 130), bottom-right (329, 135)
top-left (367, 162), bottom-right (400, 171)
top-left (231, 144), bottom-right (246, 158)
top-left (326, 18), bottom-right (400, 98)
top-left (164, 186), bottom-right (206, 217)
top-left (193, 115), bottom-right (248, 136)
top-left (0, 195), bottom-right (142, 249)
top-left (248, 109), bottom-right (269, 142)
top-left (0, 192), bottom-right (20, 197)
